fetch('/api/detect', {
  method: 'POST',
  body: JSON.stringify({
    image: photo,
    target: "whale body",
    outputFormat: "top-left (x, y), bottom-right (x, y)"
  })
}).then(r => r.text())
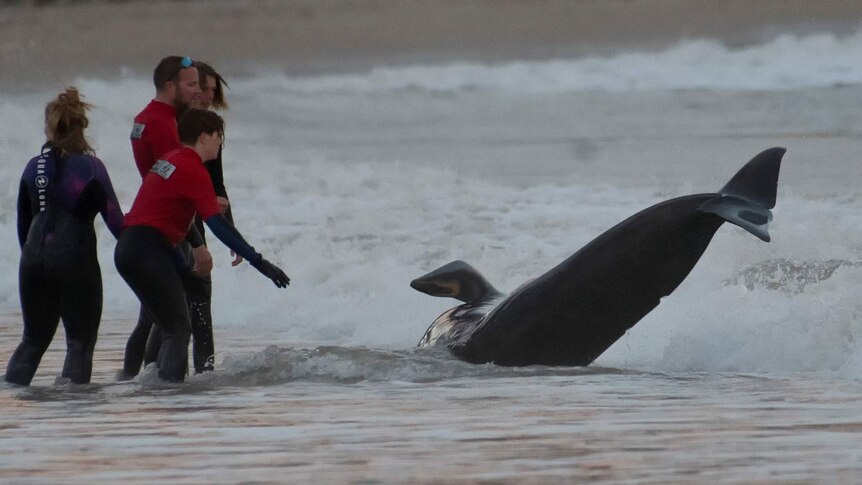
top-left (412, 147), bottom-right (785, 366)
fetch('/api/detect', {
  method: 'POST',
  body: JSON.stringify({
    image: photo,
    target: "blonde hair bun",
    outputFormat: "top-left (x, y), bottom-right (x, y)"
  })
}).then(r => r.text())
top-left (45, 87), bottom-right (94, 156)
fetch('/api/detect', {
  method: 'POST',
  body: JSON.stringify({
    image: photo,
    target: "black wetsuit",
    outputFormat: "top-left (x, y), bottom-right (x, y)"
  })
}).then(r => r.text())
top-left (187, 148), bottom-right (234, 373)
top-left (122, 148), bottom-right (232, 376)
top-left (5, 145), bottom-right (123, 385)
top-left (115, 226), bottom-right (197, 381)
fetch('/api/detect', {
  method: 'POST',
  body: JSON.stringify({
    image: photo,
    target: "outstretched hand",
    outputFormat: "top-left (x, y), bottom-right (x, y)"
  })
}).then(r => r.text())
top-left (252, 258), bottom-right (290, 288)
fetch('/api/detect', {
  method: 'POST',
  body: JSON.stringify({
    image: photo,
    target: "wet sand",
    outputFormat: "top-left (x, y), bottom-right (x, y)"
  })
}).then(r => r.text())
top-left (2, 0), bottom-right (862, 90)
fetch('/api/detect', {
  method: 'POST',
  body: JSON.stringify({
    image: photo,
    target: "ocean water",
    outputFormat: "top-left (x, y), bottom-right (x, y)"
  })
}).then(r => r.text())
top-left (2, 29), bottom-right (862, 483)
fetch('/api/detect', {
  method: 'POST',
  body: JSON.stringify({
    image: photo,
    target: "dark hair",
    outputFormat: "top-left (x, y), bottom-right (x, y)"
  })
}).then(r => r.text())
top-left (195, 61), bottom-right (230, 110)
top-left (153, 55), bottom-right (196, 91)
top-left (178, 109), bottom-right (224, 145)
top-left (45, 87), bottom-right (94, 157)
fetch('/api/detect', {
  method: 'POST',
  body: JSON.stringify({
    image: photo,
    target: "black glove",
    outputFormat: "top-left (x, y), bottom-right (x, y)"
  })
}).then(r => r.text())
top-left (251, 258), bottom-right (290, 288)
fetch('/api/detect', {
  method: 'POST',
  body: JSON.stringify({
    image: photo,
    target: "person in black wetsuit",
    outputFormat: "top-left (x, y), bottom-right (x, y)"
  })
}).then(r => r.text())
top-left (5, 87), bottom-right (124, 386)
top-left (114, 109), bottom-right (288, 382)
top-left (178, 61), bottom-right (238, 373)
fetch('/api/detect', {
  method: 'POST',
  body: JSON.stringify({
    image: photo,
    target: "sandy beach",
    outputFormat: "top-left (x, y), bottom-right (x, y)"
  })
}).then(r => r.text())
top-left (2, 0), bottom-right (862, 90)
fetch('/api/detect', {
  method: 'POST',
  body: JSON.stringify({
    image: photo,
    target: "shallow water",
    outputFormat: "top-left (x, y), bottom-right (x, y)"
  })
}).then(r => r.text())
top-left (4, 319), bottom-right (862, 484)
top-left (2, 22), bottom-right (862, 483)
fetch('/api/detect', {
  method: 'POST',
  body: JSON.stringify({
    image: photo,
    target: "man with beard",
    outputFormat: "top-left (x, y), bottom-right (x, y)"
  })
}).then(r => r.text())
top-left (131, 56), bottom-right (202, 178)
top-left (120, 56), bottom-right (212, 379)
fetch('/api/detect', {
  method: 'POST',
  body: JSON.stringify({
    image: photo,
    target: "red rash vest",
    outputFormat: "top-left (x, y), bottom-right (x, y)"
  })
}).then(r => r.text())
top-left (130, 100), bottom-right (180, 178)
top-left (123, 147), bottom-right (221, 246)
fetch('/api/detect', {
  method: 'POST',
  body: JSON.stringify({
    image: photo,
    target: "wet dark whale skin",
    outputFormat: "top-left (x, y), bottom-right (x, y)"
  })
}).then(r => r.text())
top-left (413, 148), bottom-right (785, 367)
top-left (455, 194), bottom-right (725, 366)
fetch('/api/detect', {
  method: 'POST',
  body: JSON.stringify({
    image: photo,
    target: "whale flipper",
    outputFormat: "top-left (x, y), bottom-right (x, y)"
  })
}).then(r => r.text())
top-left (699, 147), bottom-right (785, 242)
top-left (410, 260), bottom-right (502, 303)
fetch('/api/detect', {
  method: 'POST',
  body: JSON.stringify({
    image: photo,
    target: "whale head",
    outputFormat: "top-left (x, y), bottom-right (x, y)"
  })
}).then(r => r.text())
top-left (410, 260), bottom-right (502, 303)
top-left (412, 260), bottom-right (506, 348)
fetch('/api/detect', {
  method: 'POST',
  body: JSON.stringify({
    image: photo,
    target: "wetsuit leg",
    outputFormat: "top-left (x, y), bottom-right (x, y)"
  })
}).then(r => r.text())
top-left (5, 249), bottom-right (61, 385)
top-left (56, 249), bottom-right (103, 384)
top-left (189, 276), bottom-right (214, 373)
top-left (180, 240), bottom-right (215, 373)
top-left (124, 241), bottom-right (213, 376)
top-left (145, 324), bottom-right (161, 366)
top-left (115, 226), bottom-right (191, 382)
top-left (121, 305), bottom-right (153, 378)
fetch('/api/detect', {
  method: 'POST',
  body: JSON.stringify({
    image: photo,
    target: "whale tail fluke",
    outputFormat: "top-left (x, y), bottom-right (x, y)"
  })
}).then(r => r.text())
top-left (699, 147), bottom-right (785, 242)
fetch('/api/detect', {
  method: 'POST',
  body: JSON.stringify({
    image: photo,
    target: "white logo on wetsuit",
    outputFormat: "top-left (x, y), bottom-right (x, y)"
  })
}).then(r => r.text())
top-left (36, 156), bottom-right (48, 212)
top-left (151, 159), bottom-right (176, 179)
top-left (130, 123), bottom-right (145, 139)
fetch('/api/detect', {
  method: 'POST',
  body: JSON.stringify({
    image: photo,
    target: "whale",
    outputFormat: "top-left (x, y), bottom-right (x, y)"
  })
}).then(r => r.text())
top-left (411, 147), bottom-right (785, 366)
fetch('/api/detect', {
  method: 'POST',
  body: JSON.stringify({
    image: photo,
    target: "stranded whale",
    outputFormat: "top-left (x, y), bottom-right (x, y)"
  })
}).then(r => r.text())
top-left (412, 147), bottom-right (785, 366)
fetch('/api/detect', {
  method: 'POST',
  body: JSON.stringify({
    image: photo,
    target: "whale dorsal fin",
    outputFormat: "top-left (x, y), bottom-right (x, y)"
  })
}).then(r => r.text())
top-left (410, 260), bottom-right (502, 303)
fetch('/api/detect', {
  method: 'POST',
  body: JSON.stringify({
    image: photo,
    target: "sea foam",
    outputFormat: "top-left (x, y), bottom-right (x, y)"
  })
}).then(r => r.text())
top-left (244, 30), bottom-right (862, 94)
top-left (1, 31), bottom-right (860, 378)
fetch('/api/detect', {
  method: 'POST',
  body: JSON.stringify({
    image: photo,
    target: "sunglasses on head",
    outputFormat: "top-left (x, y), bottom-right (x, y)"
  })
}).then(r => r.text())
top-left (169, 56), bottom-right (194, 81)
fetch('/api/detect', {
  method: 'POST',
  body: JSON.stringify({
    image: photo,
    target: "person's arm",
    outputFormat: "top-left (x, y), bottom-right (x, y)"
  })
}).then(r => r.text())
top-left (148, 120), bottom-right (182, 166)
top-left (206, 148), bottom-right (241, 264)
top-left (169, 244), bottom-right (209, 297)
top-left (183, 180), bottom-right (212, 276)
top-left (135, 120), bottom-right (182, 178)
top-left (206, 148), bottom-right (228, 199)
top-left (91, 157), bottom-right (124, 239)
top-left (16, 179), bottom-right (32, 249)
top-left (180, 224), bottom-right (212, 276)
top-left (185, 224), bottom-right (206, 247)
top-left (203, 214), bottom-right (289, 288)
